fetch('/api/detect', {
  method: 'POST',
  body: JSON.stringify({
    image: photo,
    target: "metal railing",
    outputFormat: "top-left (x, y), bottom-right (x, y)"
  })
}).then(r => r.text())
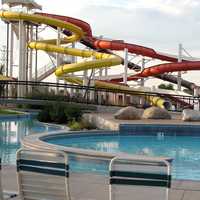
top-left (0, 80), bottom-right (199, 112)
top-left (32, 62), bottom-right (55, 80)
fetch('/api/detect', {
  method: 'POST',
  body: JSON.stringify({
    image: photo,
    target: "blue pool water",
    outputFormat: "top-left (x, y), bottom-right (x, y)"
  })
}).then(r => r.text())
top-left (0, 118), bottom-right (62, 164)
top-left (46, 134), bottom-right (200, 180)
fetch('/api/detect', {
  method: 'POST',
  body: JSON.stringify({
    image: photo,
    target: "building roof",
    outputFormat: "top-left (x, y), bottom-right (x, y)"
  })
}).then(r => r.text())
top-left (2, 0), bottom-right (42, 10)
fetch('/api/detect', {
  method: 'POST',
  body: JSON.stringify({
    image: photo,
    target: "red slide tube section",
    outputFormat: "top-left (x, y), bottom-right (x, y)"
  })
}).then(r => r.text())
top-left (111, 61), bottom-right (200, 82)
top-left (36, 12), bottom-right (200, 84)
top-left (36, 13), bottom-right (183, 63)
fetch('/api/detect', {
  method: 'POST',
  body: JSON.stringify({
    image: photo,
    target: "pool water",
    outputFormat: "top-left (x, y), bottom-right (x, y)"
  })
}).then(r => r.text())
top-left (47, 134), bottom-right (200, 181)
top-left (0, 118), bottom-right (62, 164)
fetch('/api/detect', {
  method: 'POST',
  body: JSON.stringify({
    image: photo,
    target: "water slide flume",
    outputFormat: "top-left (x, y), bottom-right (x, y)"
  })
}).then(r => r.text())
top-left (111, 61), bottom-right (200, 83)
top-left (0, 11), bottom-right (171, 109)
top-left (0, 75), bottom-right (15, 81)
top-left (37, 13), bottom-right (200, 92)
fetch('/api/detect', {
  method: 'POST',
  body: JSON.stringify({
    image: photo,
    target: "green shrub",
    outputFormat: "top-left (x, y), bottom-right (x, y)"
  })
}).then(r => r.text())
top-left (68, 119), bottom-right (96, 131)
top-left (37, 106), bottom-right (51, 122)
top-left (49, 103), bottom-right (67, 123)
top-left (64, 105), bottom-right (82, 121)
top-left (68, 120), bottom-right (82, 131)
top-left (37, 103), bottom-right (84, 124)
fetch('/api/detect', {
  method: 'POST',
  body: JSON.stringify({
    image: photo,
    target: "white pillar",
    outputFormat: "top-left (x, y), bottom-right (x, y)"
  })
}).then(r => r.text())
top-left (98, 68), bottom-right (103, 104)
top-left (104, 67), bottom-right (108, 77)
top-left (99, 68), bottom-right (103, 80)
top-left (90, 69), bottom-right (95, 101)
top-left (29, 26), bottom-right (33, 81)
top-left (56, 27), bottom-right (61, 95)
top-left (70, 43), bottom-right (76, 95)
top-left (123, 48), bottom-right (128, 105)
top-left (139, 58), bottom-right (145, 107)
top-left (83, 70), bottom-right (88, 97)
top-left (9, 24), bottom-right (14, 77)
top-left (83, 70), bottom-right (88, 86)
top-left (27, 26), bottom-right (33, 93)
top-left (35, 26), bottom-right (38, 81)
top-left (18, 20), bottom-right (26, 97)
top-left (8, 24), bottom-right (14, 97)
top-left (141, 58), bottom-right (145, 86)
top-left (123, 48), bottom-right (128, 84)
top-left (177, 43), bottom-right (182, 91)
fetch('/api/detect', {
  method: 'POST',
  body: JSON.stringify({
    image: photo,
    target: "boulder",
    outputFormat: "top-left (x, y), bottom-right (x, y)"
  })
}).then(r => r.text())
top-left (182, 109), bottom-right (200, 121)
top-left (142, 106), bottom-right (171, 119)
top-left (114, 106), bottom-right (142, 120)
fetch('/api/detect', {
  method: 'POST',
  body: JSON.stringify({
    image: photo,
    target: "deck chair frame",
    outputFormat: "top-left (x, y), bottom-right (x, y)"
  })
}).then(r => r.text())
top-left (109, 155), bottom-right (171, 200)
top-left (16, 148), bottom-right (70, 200)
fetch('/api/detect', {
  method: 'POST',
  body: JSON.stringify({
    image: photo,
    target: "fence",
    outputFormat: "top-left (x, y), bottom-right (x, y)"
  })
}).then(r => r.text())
top-left (0, 80), bottom-right (199, 112)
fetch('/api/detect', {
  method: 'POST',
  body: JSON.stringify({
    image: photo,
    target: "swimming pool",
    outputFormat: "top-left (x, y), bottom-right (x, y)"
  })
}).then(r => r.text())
top-left (0, 118), bottom-right (63, 164)
top-left (41, 131), bottom-right (200, 181)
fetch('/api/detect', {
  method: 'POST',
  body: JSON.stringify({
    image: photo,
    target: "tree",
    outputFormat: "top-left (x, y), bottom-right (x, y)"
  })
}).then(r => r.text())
top-left (158, 83), bottom-right (174, 90)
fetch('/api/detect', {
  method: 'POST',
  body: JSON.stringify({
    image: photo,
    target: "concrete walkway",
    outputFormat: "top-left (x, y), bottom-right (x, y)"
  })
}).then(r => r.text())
top-left (3, 165), bottom-right (200, 200)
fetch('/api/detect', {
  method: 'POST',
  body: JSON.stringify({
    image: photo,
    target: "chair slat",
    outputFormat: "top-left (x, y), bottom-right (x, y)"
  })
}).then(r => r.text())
top-left (17, 149), bottom-right (70, 200)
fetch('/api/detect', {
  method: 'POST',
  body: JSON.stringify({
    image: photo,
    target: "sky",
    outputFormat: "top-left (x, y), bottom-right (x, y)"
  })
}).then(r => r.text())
top-left (1, 0), bottom-right (200, 87)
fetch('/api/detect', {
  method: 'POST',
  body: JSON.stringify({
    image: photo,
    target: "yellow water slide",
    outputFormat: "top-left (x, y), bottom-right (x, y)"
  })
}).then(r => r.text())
top-left (0, 11), bottom-right (170, 109)
top-left (0, 75), bottom-right (14, 81)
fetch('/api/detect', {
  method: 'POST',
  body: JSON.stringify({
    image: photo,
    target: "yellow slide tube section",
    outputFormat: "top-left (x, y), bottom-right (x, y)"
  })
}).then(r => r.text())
top-left (0, 75), bottom-right (14, 81)
top-left (28, 42), bottom-right (122, 76)
top-left (0, 11), bottom-right (169, 109)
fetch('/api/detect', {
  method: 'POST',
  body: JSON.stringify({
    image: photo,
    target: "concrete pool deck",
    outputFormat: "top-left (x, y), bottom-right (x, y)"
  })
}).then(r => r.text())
top-left (3, 165), bottom-right (200, 200)
top-left (3, 110), bottom-right (200, 200)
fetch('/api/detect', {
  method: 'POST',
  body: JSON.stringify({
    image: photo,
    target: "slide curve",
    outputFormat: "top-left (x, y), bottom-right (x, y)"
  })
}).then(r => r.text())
top-left (37, 13), bottom-right (200, 90)
top-left (1, 11), bottom-right (197, 109)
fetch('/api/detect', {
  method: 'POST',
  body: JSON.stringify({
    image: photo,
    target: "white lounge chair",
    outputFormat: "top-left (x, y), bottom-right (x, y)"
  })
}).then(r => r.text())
top-left (16, 149), bottom-right (70, 200)
top-left (0, 158), bottom-right (17, 200)
top-left (0, 158), bottom-right (3, 200)
top-left (109, 155), bottom-right (172, 200)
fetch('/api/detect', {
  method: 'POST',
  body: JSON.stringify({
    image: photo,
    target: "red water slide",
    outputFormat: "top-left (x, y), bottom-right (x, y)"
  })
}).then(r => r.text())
top-left (111, 61), bottom-right (200, 82)
top-left (37, 13), bottom-right (180, 62)
top-left (36, 12), bottom-right (200, 82)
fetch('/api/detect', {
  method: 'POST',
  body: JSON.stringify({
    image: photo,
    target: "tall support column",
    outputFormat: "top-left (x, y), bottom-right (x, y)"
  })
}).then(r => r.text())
top-left (123, 48), bottom-right (128, 84)
top-left (141, 58), bottom-right (145, 86)
top-left (139, 58), bottom-right (146, 107)
top-left (6, 23), bottom-right (9, 77)
top-left (34, 26), bottom-right (38, 81)
top-left (89, 69), bottom-right (95, 101)
top-left (177, 43), bottom-right (182, 91)
top-left (9, 24), bottom-right (14, 77)
top-left (105, 67), bottom-right (108, 78)
top-left (56, 27), bottom-right (61, 95)
top-left (25, 24), bottom-right (29, 82)
top-left (123, 48), bottom-right (128, 105)
top-left (70, 43), bottom-right (76, 96)
top-left (83, 70), bottom-right (88, 97)
top-left (28, 25), bottom-right (33, 93)
top-left (29, 26), bottom-right (33, 81)
top-left (98, 68), bottom-right (103, 104)
top-left (18, 20), bottom-right (26, 97)
top-left (8, 24), bottom-right (14, 97)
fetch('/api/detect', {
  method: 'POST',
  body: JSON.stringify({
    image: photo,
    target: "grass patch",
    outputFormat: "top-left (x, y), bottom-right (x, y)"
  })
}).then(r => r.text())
top-left (0, 109), bottom-right (21, 115)
top-left (68, 119), bottom-right (96, 131)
